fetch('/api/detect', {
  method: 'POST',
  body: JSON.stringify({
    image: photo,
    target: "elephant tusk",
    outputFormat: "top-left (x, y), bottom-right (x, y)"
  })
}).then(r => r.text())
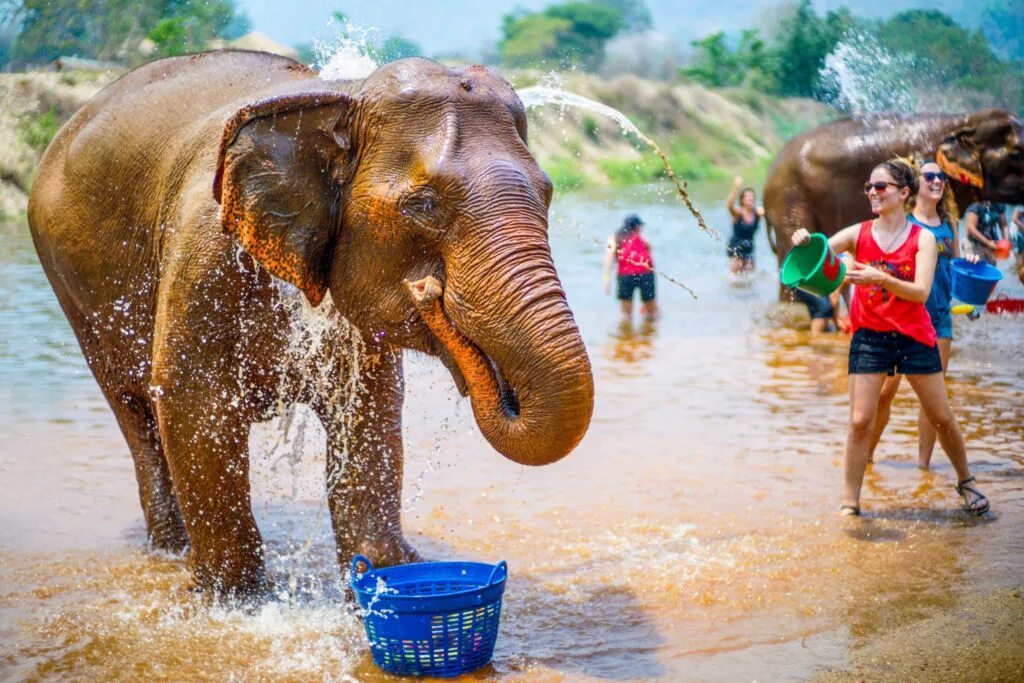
top-left (405, 277), bottom-right (513, 421)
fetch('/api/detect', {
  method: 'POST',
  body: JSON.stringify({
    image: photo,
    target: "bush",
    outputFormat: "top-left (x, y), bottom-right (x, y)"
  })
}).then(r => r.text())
top-left (17, 107), bottom-right (60, 152)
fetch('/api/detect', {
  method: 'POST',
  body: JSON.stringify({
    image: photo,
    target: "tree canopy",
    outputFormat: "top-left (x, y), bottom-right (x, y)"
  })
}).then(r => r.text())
top-left (498, 1), bottom-right (625, 70)
top-left (4, 0), bottom-right (249, 65)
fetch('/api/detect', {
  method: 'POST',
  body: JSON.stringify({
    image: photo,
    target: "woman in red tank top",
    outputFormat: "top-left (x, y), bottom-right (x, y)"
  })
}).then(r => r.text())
top-left (603, 214), bottom-right (658, 322)
top-left (790, 158), bottom-right (988, 517)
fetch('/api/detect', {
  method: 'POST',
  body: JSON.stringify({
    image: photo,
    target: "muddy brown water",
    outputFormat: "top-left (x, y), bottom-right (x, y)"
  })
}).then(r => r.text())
top-left (2, 185), bottom-right (1022, 681)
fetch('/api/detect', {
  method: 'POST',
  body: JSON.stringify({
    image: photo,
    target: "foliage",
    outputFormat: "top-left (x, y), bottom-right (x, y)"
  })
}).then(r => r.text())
top-left (682, 1), bottom-right (1021, 111)
top-left (373, 35), bottom-right (422, 64)
top-left (877, 10), bottom-right (1010, 92)
top-left (5, 0), bottom-right (247, 66)
top-left (979, 0), bottom-right (1024, 62)
top-left (17, 105), bottom-right (59, 151)
top-left (591, 0), bottom-right (651, 33)
top-left (771, 0), bottom-right (853, 97)
top-left (499, 2), bottom-right (623, 71)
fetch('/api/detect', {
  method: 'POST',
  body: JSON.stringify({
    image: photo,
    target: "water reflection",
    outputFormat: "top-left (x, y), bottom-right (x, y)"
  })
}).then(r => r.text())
top-left (604, 318), bottom-right (656, 366)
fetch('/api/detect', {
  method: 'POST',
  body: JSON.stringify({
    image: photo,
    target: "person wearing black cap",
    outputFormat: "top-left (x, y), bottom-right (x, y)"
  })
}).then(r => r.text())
top-left (603, 214), bottom-right (658, 322)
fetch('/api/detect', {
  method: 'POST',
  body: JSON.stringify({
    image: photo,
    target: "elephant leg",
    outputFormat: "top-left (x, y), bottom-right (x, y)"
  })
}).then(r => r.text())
top-left (109, 392), bottom-right (188, 552)
top-left (152, 357), bottom-right (265, 597)
top-left (313, 350), bottom-right (422, 573)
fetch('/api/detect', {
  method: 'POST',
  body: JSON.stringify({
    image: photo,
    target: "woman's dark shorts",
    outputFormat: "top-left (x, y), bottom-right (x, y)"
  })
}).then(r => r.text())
top-left (848, 329), bottom-right (943, 375)
top-left (726, 238), bottom-right (754, 260)
top-left (617, 272), bottom-right (656, 302)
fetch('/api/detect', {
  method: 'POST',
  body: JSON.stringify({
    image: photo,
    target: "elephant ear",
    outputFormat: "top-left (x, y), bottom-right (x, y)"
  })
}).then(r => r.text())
top-left (214, 91), bottom-right (353, 306)
top-left (936, 127), bottom-right (984, 189)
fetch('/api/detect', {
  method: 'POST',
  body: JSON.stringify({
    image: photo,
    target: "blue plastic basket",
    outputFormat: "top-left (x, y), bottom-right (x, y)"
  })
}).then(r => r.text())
top-left (950, 258), bottom-right (1003, 305)
top-left (350, 555), bottom-right (508, 677)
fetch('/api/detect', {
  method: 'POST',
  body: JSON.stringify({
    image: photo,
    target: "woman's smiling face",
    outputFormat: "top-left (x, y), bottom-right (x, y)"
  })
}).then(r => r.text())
top-left (866, 167), bottom-right (908, 215)
top-left (918, 161), bottom-right (946, 204)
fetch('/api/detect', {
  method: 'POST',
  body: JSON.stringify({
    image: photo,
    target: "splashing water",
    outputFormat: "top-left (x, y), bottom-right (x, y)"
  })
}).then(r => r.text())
top-left (518, 85), bottom-right (717, 241)
top-left (818, 30), bottom-right (920, 114)
top-left (313, 19), bottom-right (379, 80)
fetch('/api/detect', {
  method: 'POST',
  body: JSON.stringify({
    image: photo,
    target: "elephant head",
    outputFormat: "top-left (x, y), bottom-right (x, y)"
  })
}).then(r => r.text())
top-left (213, 58), bottom-right (593, 466)
top-left (937, 109), bottom-right (1024, 202)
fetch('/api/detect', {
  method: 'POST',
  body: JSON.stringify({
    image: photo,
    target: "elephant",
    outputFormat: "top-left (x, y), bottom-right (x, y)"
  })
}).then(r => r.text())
top-left (763, 108), bottom-right (1024, 282)
top-left (28, 50), bottom-right (594, 598)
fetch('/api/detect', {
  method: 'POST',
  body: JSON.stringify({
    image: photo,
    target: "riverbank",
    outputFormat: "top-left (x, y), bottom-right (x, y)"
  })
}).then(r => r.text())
top-left (0, 67), bottom-right (832, 217)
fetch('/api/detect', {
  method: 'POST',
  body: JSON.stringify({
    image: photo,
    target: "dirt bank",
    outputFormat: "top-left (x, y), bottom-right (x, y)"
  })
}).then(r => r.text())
top-left (0, 70), bottom-right (119, 216)
top-left (0, 67), bottom-right (831, 216)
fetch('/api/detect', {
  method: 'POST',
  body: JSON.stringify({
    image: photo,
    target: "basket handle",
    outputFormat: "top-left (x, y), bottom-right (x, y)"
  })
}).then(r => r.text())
top-left (487, 560), bottom-right (508, 585)
top-left (351, 554), bottom-right (374, 577)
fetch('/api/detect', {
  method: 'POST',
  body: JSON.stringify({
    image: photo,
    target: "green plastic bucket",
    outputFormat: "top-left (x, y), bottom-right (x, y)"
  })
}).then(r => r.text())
top-left (780, 233), bottom-right (846, 296)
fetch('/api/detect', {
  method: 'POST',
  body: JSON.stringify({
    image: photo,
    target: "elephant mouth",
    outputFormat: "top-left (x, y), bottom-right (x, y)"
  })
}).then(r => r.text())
top-left (406, 277), bottom-right (521, 418)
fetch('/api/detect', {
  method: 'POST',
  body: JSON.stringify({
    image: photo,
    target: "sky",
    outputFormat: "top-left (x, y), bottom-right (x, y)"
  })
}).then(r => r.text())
top-left (236, 0), bottom-right (984, 58)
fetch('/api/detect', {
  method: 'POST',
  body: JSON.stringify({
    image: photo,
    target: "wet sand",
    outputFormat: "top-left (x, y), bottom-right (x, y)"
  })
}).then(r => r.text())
top-left (1, 187), bottom-right (1022, 680)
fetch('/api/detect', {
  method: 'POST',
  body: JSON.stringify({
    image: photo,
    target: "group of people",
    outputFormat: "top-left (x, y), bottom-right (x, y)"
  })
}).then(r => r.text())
top-left (601, 157), bottom-right (1023, 518)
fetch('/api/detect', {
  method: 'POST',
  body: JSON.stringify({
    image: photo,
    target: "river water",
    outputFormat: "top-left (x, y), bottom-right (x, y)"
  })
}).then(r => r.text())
top-left (1, 184), bottom-right (1022, 681)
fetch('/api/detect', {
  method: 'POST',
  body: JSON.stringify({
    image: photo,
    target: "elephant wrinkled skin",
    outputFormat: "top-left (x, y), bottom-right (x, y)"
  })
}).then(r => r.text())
top-left (28, 51), bottom-right (594, 598)
top-left (764, 109), bottom-right (1024, 286)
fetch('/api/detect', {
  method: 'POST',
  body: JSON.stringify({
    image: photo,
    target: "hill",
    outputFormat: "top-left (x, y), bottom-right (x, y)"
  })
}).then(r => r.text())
top-left (0, 67), bottom-right (832, 217)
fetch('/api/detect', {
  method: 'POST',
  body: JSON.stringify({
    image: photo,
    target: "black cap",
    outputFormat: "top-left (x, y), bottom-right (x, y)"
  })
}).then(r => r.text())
top-left (624, 214), bottom-right (644, 227)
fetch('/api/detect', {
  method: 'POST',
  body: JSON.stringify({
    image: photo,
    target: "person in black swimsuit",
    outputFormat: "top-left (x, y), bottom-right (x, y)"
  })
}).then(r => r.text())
top-left (726, 176), bottom-right (765, 273)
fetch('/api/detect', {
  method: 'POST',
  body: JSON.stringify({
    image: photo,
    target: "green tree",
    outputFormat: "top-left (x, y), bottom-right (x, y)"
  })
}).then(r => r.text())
top-left (980, 0), bottom-right (1024, 62)
top-left (374, 35), bottom-right (421, 63)
top-left (684, 32), bottom-right (735, 87)
top-left (7, 0), bottom-right (245, 65)
top-left (878, 10), bottom-right (1008, 92)
top-left (592, 0), bottom-right (652, 33)
top-left (498, 2), bottom-right (623, 70)
top-left (768, 0), bottom-right (855, 97)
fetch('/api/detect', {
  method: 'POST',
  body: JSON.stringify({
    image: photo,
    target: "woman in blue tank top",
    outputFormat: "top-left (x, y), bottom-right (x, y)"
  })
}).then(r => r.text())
top-left (870, 159), bottom-right (980, 469)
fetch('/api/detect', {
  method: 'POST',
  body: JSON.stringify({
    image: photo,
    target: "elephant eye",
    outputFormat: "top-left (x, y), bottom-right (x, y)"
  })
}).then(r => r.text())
top-left (401, 189), bottom-right (441, 226)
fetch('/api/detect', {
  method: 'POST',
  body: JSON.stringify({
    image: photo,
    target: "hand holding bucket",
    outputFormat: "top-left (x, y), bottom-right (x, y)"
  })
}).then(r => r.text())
top-left (781, 232), bottom-right (846, 296)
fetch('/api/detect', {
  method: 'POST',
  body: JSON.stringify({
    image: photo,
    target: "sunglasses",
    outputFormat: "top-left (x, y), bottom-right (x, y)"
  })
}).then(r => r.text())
top-left (921, 171), bottom-right (947, 183)
top-left (863, 181), bottom-right (903, 194)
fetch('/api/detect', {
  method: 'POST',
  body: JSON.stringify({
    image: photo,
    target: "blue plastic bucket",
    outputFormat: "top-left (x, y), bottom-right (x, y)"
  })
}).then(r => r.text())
top-left (350, 555), bottom-right (507, 677)
top-left (950, 258), bottom-right (1003, 305)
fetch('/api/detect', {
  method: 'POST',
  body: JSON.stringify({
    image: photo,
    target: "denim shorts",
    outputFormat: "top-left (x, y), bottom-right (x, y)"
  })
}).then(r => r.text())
top-left (848, 329), bottom-right (943, 375)
top-left (617, 272), bottom-right (656, 302)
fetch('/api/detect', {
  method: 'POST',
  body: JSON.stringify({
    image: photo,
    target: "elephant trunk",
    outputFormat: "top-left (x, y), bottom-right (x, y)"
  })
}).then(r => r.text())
top-left (406, 268), bottom-right (593, 467)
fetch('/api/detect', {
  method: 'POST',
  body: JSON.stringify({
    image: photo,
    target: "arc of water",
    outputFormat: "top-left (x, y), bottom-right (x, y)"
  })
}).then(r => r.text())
top-left (518, 86), bottom-right (719, 241)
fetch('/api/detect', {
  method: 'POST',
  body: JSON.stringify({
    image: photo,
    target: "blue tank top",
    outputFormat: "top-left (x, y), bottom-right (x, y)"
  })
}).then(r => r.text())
top-left (909, 214), bottom-right (954, 320)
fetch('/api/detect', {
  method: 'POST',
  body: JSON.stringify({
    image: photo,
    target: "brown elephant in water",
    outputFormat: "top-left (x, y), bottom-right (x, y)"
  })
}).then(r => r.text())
top-left (28, 51), bottom-right (594, 598)
top-left (764, 109), bottom-right (1024, 281)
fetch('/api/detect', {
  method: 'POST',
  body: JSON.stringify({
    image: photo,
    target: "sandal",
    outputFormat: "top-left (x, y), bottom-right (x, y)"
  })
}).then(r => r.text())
top-left (956, 476), bottom-right (990, 516)
top-left (840, 505), bottom-right (861, 517)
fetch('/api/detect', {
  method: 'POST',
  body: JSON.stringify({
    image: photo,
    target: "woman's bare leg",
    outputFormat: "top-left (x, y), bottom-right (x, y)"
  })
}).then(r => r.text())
top-left (917, 339), bottom-right (951, 469)
top-left (905, 371), bottom-right (970, 482)
top-left (844, 373), bottom-right (886, 510)
top-left (729, 257), bottom-right (744, 274)
top-left (619, 298), bottom-right (633, 321)
top-left (869, 374), bottom-right (902, 462)
top-left (641, 299), bottom-right (659, 322)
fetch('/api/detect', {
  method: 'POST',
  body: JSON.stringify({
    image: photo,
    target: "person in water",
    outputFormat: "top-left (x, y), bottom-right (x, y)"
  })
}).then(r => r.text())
top-left (869, 159), bottom-right (979, 469)
top-left (726, 176), bottom-right (765, 273)
top-left (963, 199), bottom-right (1007, 265)
top-left (791, 158), bottom-right (989, 517)
top-left (604, 214), bottom-right (658, 322)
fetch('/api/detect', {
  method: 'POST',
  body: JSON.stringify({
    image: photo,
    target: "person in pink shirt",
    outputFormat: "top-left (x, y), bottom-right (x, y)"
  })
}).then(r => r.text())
top-left (604, 214), bottom-right (658, 322)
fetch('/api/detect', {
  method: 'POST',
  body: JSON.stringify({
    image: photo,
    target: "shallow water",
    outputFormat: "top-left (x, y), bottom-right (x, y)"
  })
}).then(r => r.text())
top-left (2, 185), bottom-right (1022, 681)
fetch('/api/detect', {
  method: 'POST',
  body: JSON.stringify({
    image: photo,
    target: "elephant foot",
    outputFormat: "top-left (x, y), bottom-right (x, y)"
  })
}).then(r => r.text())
top-left (347, 532), bottom-right (424, 575)
top-left (148, 516), bottom-right (190, 555)
top-left (189, 543), bottom-right (268, 605)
